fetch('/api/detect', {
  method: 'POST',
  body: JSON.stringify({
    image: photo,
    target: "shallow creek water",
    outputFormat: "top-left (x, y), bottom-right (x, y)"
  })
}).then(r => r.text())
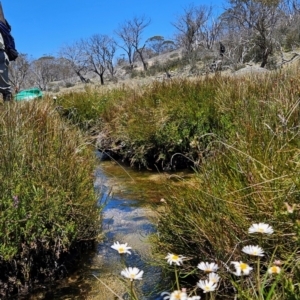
top-left (27, 158), bottom-right (193, 300)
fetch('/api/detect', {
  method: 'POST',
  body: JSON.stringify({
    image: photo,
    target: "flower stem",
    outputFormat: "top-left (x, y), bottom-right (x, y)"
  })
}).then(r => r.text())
top-left (175, 265), bottom-right (180, 290)
top-left (130, 280), bottom-right (133, 300)
top-left (257, 258), bottom-right (262, 299)
top-left (120, 254), bottom-right (126, 267)
top-left (130, 280), bottom-right (139, 300)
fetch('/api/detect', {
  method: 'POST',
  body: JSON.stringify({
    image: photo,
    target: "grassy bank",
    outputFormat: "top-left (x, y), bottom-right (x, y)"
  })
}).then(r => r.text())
top-left (56, 77), bottom-right (225, 170)
top-left (55, 65), bottom-right (300, 298)
top-left (0, 100), bottom-right (100, 298)
top-left (153, 69), bottom-right (300, 298)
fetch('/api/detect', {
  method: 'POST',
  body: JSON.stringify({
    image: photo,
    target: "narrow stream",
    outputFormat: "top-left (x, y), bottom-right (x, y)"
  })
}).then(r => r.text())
top-left (88, 163), bottom-right (166, 300)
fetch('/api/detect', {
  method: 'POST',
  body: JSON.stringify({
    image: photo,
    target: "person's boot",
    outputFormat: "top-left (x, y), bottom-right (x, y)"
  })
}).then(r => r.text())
top-left (3, 93), bottom-right (12, 102)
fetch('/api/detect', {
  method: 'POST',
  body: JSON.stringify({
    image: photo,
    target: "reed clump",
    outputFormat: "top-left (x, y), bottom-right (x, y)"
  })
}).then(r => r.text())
top-left (0, 99), bottom-right (100, 297)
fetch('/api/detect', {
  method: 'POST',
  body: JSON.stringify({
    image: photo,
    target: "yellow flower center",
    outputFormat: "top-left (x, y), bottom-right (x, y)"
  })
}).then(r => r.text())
top-left (204, 286), bottom-right (210, 291)
top-left (119, 247), bottom-right (125, 253)
top-left (172, 255), bottom-right (179, 261)
top-left (240, 263), bottom-right (248, 271)
top-left (258, 228), bottom-right (264, 233)
top-left (270, 266), bottom-right (280, 274)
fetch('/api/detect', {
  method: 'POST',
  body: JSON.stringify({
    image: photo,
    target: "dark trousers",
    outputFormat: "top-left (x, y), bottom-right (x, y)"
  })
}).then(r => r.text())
top-left (0, 49), bottom-right (11, 100)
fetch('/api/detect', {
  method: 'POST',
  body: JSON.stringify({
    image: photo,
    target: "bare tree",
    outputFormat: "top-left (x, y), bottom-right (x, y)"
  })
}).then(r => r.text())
top-left (55, 57), bottom-right (77, 83)
top-left (223, 0), bottom-right (283, 67)
top-left (85, 34), bottom-right (116, 85)
top-left (103, 38), bottom-right (117, 79)
top-left (115, 22), bottom-right (135, 70)
top-left (222, 27), bottom-right (257, 67)
top-left (9, 53), bottom-right (30, 92)
top-left (115, 15), bottom-right (151, 71)
top-left (289, 0), bottom-right (300, 11)
top-left (274, 0), bottom-right (300, 50)
top-left (199, 17), bottom-right (223, 50)
top-left (30, 56), bottom-right (59, 91)
top-left (59, 41), bottom-right (89, 83)
top-left (173, 4), bottom-right (211, 53)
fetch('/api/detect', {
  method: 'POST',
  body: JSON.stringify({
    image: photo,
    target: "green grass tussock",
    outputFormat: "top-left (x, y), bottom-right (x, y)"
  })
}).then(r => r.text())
top-left (54, 86), bottom-right (132, 131)
top-left (58, 78), bottom-right (225, 169)
top-left (152, 69), bottom-right (300, 297)
top-left (0, 100), bottom-right (100, 296)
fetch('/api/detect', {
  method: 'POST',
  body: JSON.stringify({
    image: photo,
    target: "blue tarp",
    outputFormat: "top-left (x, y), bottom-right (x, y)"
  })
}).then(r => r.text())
top-left (15, 88), bottom-right (43, 101)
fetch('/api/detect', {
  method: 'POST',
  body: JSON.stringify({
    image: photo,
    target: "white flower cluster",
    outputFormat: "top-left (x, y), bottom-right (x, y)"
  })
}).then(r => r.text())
top-left (109, 222), bottom-right (281, 299)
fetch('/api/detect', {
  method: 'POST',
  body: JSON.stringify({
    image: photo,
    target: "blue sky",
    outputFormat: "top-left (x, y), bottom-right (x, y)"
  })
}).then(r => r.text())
top-left (1, 0), bottom-right (224, 59)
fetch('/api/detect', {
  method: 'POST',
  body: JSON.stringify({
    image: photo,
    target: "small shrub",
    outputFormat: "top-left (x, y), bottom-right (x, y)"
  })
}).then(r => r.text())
top-left (266, 56), bottom-right (278, 70)
top-left (65, 81), bottom-right (75, 88)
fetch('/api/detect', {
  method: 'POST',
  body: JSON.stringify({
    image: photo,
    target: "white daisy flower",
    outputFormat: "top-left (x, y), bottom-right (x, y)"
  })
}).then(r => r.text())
top-left (208, 272), bottom-right (220, 283)
top-left (268, 266), bottom-right (281, 274)
top-left (169, 290), bottom-right (187, 300)
top-left (248, 223), bottom-right (274, 234)
top-left (197, 279), bottom-right (217, 293)
top-left (111, 241), bottom-right (132, 254)
top-left (242, 245), bottom-right (264, 257)
top-left (231, 261), bottom-right (253, 276)
top-left (165, 253), bottom-right (186, 266)
top-left (121, 267), bottom-right (143, 281)
top-left (197, 262), bottom-right (219, 273)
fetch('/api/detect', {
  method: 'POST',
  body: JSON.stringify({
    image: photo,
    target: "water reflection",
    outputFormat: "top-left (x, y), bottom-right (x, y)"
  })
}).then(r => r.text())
top-left (90, 196), bottom-right (163, 300)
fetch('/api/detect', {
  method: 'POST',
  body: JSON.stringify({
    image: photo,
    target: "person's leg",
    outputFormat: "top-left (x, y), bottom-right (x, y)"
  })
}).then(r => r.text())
top-left (0, 50), bottom-right (11, 101)
top-left (3, 92), bottom-right (11, 101)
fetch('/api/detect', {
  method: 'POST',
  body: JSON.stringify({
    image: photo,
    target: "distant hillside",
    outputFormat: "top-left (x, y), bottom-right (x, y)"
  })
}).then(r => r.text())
top-left (48, 47), bottom-right (300, 95)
